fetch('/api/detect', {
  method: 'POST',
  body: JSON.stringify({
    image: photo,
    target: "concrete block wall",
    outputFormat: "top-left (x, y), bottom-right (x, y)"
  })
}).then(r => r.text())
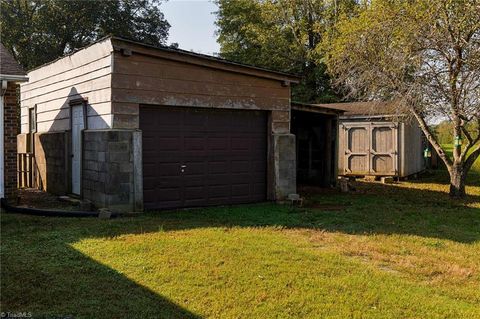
top-left (273, 133), bottom-right (296, 199)
top-left (83, 129), bottom-right (142, 212)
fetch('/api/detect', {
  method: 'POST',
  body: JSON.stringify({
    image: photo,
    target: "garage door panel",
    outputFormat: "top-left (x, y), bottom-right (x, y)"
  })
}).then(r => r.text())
top-left (141, 105), bottom-right (267, 209)
top-left (184, 137), bottom-right (207, 150)
top-left (208, 137), bottom-right (229, 150)
top-left (231, 160), bottom-right (249, 173)
top-left (208, 161), bottom-right (229, 174)
top-left (230, 173), bottom-right (253, 183)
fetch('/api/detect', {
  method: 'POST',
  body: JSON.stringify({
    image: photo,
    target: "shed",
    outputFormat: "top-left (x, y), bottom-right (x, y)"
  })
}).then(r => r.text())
top-left (1, 43), bottom-right (28, 200)
top-left (291, 102), bottom-right (344, 187)
top-left (321, 102), bottom-right (425, 178)
top-left (18, 37), bottom-right (300, 212)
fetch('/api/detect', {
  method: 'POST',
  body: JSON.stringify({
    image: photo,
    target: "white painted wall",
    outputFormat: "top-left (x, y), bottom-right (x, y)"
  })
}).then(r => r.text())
top-left (20, 39), bottom-right (114, 133)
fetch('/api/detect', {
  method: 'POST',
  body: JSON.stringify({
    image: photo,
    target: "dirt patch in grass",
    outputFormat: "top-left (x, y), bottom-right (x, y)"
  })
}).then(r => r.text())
top-left (14, 188), bottom-right (80, 211)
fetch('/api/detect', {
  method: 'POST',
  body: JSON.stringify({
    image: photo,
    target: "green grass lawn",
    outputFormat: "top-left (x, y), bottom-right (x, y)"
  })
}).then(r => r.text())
top-left (1, 168), bottom-right (479, 318)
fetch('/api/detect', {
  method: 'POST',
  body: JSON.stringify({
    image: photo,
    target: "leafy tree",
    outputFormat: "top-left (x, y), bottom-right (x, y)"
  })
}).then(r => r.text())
top-left (433, 121), bottom-right (479, 145)
top-left (215, 0), bottom-right (357, 103)
top-left (325, 0), bottom-right (480, 198)
top-left (0, 0), bottom-right (170, 70)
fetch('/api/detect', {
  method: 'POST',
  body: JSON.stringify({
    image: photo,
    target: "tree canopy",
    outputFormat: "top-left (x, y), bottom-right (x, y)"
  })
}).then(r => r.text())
top-left (215, 0), bottom-right (358, 103)
top-left (324, 0), bottom-right (480, 197)
top-left (0, 0), bottom-right (170, 70)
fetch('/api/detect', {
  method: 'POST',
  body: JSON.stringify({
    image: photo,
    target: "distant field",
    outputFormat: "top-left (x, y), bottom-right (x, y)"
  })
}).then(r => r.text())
top-left (442, 144), bottom-right (480, 170)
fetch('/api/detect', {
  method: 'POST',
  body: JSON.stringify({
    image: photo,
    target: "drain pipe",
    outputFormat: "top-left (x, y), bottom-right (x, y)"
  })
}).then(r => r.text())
top-left (0, 198), bottom-right (117, 218)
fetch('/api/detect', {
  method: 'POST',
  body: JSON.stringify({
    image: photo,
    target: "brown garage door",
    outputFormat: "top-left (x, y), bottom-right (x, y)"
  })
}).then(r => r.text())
top-left (140, 105), bottom-right (267, 210)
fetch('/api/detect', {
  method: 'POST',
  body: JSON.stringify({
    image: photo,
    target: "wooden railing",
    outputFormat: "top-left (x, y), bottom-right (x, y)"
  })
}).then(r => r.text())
top-left (17, 153), bottom-right (37, 188)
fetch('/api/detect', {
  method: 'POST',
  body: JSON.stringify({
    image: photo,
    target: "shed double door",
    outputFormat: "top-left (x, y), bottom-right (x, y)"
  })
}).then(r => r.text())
top-left (343, 122), bottom-right (398, 175)
top-left (140, 106), bottom-right (267, 210)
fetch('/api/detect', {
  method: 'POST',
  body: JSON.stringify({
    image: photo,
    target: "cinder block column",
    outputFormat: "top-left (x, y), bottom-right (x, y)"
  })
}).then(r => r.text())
top-left (269, 109), bottom-right (296, 201)
top-left (272, 133), bottom-right (297, 200)
top-left (83, 129), bottom-right (143, 212)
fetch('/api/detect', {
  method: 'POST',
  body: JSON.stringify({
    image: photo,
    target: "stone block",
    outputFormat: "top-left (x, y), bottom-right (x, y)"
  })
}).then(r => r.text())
top-left (84, 151), bottom-right (97, 161)
top-left (107, 130), bottom-right (120, 142)
top-left (84, 170), bottom-right (99, 181)
top-left (109, 152), bottom-right (130, 163)
top-left (109, 141), bottom-right (129, 153)
top-left (84, 160), bottom-right (98, 171)
top-left (272, 121), bottom-right (290, 134)
top-left (98, 208), bottom-right (112, 219)
top-left (272, 110), bottom-right (290, 122)
top-left (97, 152), bottom-right (106, 162)
top-left (381, 176), bottom-right (394, 184)
top-left (119, 162), bottom-right (133, 173)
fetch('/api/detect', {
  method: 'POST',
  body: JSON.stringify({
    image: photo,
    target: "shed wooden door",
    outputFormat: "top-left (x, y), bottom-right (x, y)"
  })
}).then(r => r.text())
top-left (140, 106), bottom-right (267, 210)
top-left (370, 123), bottom-right (398, 175)
top-left (343, 123), bottom-right (398, 175)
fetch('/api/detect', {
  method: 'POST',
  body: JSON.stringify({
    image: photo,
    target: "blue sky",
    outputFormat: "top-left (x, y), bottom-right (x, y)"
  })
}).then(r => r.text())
top-left (161, 0), bottom-right (220, 55)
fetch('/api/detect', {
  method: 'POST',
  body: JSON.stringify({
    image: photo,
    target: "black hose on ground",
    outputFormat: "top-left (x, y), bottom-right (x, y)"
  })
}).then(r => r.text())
top-left (0, 198), bottom-right (118, 218)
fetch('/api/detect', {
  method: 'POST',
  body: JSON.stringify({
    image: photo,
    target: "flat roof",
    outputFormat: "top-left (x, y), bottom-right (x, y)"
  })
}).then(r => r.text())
top-left (111, 37), bottom-right (301, 83)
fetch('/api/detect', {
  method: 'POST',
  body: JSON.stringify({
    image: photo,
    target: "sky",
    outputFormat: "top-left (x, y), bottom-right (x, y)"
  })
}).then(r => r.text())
top-left (161, 0), bottom-right (220, 55)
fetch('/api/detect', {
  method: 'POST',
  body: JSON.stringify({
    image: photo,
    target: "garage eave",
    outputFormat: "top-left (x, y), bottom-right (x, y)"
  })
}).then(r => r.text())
top-left (111, 37), bottom-right (301, 84)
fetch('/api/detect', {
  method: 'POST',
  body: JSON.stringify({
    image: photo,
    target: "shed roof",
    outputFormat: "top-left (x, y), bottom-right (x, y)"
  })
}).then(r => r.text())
top-left (291, 101), bottom-right (345, 115)
top-left (313, 101), bottom-right (406, 118)
top-left (0, 43), bottom-right (27, 79)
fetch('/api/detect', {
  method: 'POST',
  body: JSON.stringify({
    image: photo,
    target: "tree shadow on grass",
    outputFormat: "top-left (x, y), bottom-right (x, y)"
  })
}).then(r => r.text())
top-left (0, 215), bottom-right (202, 319)
top-left (298, 177), bottom-right (479, 244)
top-left (136, 176), bottom-right (479, 244)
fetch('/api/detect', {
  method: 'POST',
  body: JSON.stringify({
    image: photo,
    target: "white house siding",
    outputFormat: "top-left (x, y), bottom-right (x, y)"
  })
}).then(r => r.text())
top-left (20, 40), bottom-right (114, 133)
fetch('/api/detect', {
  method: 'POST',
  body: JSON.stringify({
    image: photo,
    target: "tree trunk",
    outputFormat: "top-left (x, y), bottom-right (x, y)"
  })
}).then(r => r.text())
top-left (449, 164), bottom-right (466, 198)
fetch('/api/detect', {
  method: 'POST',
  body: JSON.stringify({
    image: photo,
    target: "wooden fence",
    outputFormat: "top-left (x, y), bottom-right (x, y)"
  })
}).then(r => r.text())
top-left (17, 153), bottom-right (39, 188)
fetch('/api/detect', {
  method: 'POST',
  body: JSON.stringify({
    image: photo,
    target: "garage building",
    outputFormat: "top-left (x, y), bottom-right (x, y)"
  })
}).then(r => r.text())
top-left (18, 37), bottom-right (299, 211)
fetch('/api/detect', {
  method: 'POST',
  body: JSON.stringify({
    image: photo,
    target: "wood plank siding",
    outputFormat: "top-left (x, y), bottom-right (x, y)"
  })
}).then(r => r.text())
top-left (20, 40), bottom-right (114, 132)
top-left (110, 39), bottom-right (293, 132)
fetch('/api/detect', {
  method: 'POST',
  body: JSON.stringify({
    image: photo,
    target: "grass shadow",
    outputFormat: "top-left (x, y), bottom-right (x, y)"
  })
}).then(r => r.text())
top-left (0, 214), bottom-right (202, 318)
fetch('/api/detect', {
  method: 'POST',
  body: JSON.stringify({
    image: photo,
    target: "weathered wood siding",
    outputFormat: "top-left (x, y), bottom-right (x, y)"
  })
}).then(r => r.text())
top-left (110, 43), bottom-right (291, 133)
top-left (20, 40), bottom-right (114, 133)
top-left (338, 118), bottom-right (425, 177)
top-left (400, 121), bottom-right (425, 176)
